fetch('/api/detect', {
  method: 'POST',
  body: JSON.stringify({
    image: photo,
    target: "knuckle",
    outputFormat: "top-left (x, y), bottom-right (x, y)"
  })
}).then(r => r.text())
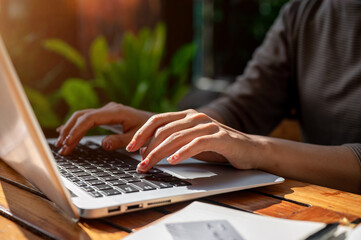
top-left (193, 136), bottom-right (208, 145)
top-left (154, 126), bottom-right (166, 139)
top-left (72, 110), bottom-right (84, 118)
top-left (149, 114), bottom-right (163, 124)
top-left (185, 109), bottom-right (197, 114)
top-left (203, 122), bottom-right (219, 132)
top-left (78, 112), bottom-right (93, 123)
top-left (189, 112), bottom-right (209, 122)
top-left (169, 132), bottom-right (182, 142)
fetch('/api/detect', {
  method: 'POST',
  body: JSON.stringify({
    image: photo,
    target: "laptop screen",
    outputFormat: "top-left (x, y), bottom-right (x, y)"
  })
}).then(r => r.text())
top-left (0, 36), bottom-right (79, 219)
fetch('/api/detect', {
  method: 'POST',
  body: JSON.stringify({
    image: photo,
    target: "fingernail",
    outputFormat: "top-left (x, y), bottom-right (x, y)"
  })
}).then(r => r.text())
top-left (104, 140), bottom-right (113, 150)
top-left (167, 154), bottom-right (179, 164)
top-left (126, 140), bottom-right (136, 152)
top-left (137, 158), bottom-right (149, 170)
top-left (58, 146), bottom-right (68, 155)
top-left (63, 135), bottom-right (72, 145)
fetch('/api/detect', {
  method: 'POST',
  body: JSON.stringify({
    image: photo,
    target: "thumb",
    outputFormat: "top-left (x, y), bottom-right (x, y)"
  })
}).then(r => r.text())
top-left (102, 133), bottom-right (134, 151)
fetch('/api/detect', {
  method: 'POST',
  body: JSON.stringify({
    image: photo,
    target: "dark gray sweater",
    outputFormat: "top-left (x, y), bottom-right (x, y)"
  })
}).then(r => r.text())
top-left (206, 0), bottom-right (361, 164)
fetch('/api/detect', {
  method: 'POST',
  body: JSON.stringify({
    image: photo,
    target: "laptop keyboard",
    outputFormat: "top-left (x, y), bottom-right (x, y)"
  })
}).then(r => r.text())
top-left (49, 141), bottom-right (191, 198)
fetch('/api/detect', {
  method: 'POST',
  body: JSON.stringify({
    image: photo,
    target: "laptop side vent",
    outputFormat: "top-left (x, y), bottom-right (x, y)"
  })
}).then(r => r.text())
top-left (108, 206), bottom-right (121, 213)
top-left (148, 199), bottom-right (171, 206)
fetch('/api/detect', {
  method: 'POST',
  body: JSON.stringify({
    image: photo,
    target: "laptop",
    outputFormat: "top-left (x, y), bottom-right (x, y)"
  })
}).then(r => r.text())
top-left (0, 36), bottom-right (284, 220)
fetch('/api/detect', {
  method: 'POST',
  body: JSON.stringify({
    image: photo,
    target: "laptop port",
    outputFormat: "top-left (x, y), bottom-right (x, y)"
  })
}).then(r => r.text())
top-left (126, 204), bottom-right (142, 211)
top-left (108, 206), bottom-right (121, 213)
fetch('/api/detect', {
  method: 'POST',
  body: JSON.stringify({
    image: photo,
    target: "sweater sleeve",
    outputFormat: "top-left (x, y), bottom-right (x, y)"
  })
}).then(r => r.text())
top-left (204, 1), bottom-right (299, 135)
top-left (344, 144), bottom-right (361, 167)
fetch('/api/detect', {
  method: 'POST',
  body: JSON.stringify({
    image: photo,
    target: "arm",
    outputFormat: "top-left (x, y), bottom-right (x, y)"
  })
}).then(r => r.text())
top-left (254, 136), bottom-right (361, 194)
top-left (127, 110), bottom-right (361, 194)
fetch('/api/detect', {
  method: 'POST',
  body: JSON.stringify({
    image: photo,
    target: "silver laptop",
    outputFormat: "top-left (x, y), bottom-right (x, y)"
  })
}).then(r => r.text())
top-left (0, 36), bottom-right (284, 220)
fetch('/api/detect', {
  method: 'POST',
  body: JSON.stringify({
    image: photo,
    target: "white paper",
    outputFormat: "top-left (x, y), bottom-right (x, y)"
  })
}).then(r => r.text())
top-left (348, 223), bottom-right (361, 240)
top-left (124, 201), bottom-right (353, 240)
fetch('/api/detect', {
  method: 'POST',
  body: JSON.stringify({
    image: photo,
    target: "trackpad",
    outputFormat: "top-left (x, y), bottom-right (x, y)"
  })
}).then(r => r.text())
top-left (159, 165), bottom-right (217, 179)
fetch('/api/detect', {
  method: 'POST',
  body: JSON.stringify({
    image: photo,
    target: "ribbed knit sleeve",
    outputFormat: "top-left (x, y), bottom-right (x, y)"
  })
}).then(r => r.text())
top-left (344, 144), bottom-right (361, 166)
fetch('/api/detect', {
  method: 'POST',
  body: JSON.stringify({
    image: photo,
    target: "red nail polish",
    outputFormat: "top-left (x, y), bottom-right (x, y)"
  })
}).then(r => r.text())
top-left (138, 159), bottom-right (149, 170)
top-left (168, 154), bottom-right (180, 163)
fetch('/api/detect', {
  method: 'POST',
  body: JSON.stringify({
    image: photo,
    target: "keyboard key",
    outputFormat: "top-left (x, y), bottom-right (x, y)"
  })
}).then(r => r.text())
top-left (73, 172), bottom-right (91, 177)
top-left (117, 185), bottom-right (139, 193)
top-left (87, 168), bottom-right (104, 173)
top-left (94, 172), bottom-right (111, 177)
top-left (116, 173), bottom-right (133, 179)
top-left (101, 189), bottom-right (122, 196)
top-left (88, 191), bottom-right (103, 198)
top-left (120, 166), bottom-right (137, 171)
top-left (87, 179), bottom-right (105, 186)
top-left (147, 168), bottom-right (163, 174)
top-left (79, 176), bottom-right (97, 182)
top-left (132, 173), bottom-right (153, 179)
top-left (74, 181), bottom-right (87, 187)
top-left (146, 180), bottom-right (173, 189)
top-left (131, 182), bottom-right (157, 191)
top-left (62, 173), bottom-right (73, 178)
top-left (93, 184), bottom-right (113, 191)
top-left (82, 165), bottom-right (97, 170)
top-left (109, 180), bottom-right (126, 186)
top-left (68, 177), bottom-right (80, 182)
top-left (153, 172), bottom-right (172, 178)
top-left (161, 176), bottom-right (181, 182)
top-left (68, 168), bottom-right (83, 173)
top-left (82, 186), bottom-right (95, 192)
top-left (170, 180), bottom-right (192, 187)
top-left (101, 176), bottom-right (118, 182)
top-left (123, 177), bottom-right (141, 183)
top-left (109, 169), bottom-right (125, 175)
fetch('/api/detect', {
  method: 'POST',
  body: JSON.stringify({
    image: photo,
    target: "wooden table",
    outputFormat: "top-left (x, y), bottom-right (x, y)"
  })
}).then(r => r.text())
top-left (1, 159), bottom-right (360, 240)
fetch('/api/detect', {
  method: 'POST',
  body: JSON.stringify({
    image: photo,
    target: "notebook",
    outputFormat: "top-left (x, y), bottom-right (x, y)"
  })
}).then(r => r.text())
top-left (0, 36), bottom-right (284, 219)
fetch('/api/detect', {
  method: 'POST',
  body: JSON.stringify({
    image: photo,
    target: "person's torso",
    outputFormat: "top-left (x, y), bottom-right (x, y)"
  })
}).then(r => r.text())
top-left (294, 0), bottom-right (361, 144)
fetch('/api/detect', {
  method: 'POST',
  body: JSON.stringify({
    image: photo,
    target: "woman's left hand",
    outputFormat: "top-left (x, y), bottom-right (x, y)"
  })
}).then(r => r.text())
top-left (126, 109), bottom-right (261, 173)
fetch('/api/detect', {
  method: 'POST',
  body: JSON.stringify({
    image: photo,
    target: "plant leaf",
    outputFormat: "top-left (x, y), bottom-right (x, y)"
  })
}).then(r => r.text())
top-left (24, 86), bottom-right (60, 128)
top-left (131, 81), bottom-right (149, 108)
top-left (90, 36), bottom-right (109, 78)
top-left (170, 43), bottom-right (196, 76)
top-left (44, 39), bottom-right (86, 71)
top-left (60, 78), bottom-right (100, 116)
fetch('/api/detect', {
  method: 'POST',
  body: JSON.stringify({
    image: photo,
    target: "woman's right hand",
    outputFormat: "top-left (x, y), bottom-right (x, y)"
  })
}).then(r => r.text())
top-left (56, 102), bottom-right (153, 155)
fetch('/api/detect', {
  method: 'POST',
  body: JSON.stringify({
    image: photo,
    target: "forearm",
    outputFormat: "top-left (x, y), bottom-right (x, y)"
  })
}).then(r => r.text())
top-left (253, 136), bottom-right (361, 194)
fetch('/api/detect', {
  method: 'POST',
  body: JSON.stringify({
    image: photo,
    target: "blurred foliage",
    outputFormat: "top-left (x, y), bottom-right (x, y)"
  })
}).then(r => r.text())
top-left (25, 23), bottom-right (195, 129)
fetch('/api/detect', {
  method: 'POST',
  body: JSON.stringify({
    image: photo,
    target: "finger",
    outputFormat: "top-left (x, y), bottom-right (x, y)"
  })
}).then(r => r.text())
top-left (101, 132), bottom-right (135, 151)
top-left (140, 117), bottom-right (200, 158)
top-left (58, 141), bottom-right (79, 156)
top-left (139, 147), bottom-right (147, 158)
top-left (142, 120), bottom-right (216, 160)
top-left (56, 125), bottom-right (64, 133)
top-left (63, 107), bottom-right (129, 148)
top-left (126, 111), bottom-right (189, 152)
top-left (136, 123), bottom-right (218, 172)
top-left (57, 110), bottom-right (90, 147)
top-left (167, 134), bottom-right (220, 165)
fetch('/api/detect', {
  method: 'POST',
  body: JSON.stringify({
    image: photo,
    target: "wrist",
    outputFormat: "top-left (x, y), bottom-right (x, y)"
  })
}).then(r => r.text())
top-left (245, 135), bottom-right (270, 170)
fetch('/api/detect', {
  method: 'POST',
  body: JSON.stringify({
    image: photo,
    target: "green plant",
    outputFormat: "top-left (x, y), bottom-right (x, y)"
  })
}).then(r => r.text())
top-left (26, 23), bottom-right (195, 130)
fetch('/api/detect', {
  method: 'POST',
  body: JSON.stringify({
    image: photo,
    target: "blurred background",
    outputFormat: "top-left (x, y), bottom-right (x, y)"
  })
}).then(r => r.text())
top-left (0, 0), bottom-right (298, 139)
